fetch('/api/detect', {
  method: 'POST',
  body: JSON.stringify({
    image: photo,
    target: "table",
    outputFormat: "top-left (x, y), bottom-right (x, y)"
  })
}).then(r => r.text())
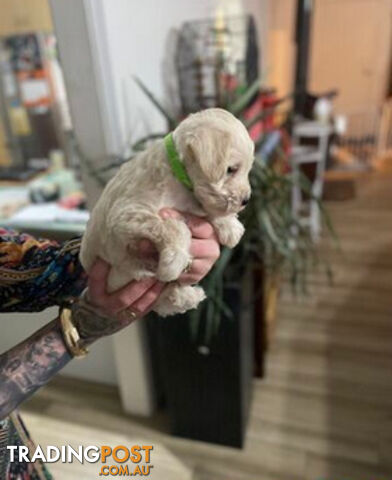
top-left (0, 169), bottom-right (87, 240)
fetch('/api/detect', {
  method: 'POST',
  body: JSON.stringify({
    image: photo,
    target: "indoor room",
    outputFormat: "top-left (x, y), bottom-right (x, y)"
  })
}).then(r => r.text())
top-left (0, 0), bottom-right (391, 479)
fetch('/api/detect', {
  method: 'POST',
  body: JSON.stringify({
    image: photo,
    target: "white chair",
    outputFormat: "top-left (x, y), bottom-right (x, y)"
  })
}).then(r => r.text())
top-left (290, 120), bottom-right (332, 241)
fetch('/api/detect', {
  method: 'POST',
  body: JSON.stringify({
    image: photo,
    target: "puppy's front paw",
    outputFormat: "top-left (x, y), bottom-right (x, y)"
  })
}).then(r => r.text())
top-left (213, 217), bottom-right (245, 248)
top-left (157, 248), bottom-right (190, 282)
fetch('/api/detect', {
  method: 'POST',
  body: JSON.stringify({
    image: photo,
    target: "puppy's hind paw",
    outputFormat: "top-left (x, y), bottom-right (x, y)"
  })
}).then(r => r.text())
top-left (154, 285), bottom-right (206, 317)
top-left (157, 248), bottom-right (190, 282)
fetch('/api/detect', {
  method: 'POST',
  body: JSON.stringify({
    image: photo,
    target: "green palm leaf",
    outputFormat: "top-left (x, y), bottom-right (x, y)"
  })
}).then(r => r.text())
top-left (133, 76), bottom-right (177, 130)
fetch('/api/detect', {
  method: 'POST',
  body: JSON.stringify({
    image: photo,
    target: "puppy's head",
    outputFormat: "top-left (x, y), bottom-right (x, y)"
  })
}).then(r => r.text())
top-left (174, 108), bottom-right (254, 216)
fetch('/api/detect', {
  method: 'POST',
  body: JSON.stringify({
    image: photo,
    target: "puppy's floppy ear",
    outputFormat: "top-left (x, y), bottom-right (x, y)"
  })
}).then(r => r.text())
top-left (185, 126), bottom-right (231, 182)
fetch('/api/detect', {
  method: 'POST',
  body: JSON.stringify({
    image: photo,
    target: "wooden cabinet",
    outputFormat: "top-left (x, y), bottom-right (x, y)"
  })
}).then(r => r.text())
top-left (310, 0), bottom-right (392, 114)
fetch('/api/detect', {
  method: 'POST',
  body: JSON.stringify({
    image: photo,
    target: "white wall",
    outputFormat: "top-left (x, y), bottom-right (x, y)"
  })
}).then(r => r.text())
top-left (0, 309), bottom-right (118, 385)
top-left (98, 0), bottom-right (247, 155)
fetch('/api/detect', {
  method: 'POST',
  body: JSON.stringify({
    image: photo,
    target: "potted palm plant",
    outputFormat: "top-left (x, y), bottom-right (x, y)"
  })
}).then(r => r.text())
top-left (132, 77), bottom-right (332, 447)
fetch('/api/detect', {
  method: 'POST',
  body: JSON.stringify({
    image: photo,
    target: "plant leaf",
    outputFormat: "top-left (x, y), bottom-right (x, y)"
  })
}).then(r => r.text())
top-left (133, 76), bottom-right (177, 129)
top-left (227, 78), bottom-right (260, 116)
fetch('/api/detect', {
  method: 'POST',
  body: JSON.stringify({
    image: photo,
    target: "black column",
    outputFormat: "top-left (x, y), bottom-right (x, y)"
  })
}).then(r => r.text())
top-left (294, 0), bottom-right (314, 114)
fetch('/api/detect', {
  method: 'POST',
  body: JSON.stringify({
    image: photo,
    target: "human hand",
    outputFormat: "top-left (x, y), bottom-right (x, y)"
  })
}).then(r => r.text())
top-left (74, 259), bottom-right (164, 345)
top-left (138, 208), bottom-right (220, 285)
top-left (74, 210), bottom-right (220, 344)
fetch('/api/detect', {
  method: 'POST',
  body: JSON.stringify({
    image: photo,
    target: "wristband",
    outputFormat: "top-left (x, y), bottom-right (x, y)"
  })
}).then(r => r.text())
top-left (59, 305), bottom-right (89, 358)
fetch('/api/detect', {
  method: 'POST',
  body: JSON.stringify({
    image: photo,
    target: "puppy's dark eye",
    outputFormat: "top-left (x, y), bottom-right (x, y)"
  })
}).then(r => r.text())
top-left (227, 166), bottom-right (238, 175)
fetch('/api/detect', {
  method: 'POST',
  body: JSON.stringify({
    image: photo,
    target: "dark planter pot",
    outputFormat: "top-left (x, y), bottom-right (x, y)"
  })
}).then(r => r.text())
top-left (146, 270), bottom-right (254, 448)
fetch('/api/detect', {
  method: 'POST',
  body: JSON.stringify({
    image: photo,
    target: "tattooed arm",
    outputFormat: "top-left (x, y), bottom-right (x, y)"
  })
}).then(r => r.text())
top-left (0, 318), bottom-right (71, 419)
top-left (0, 259), bottom-right (165, 420)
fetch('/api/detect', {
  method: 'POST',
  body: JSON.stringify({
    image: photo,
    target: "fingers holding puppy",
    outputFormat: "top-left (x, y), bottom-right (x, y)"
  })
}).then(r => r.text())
top-left (158, 208), bottom-right (220, 285)
top-left (131, 281), bottom-right (165, 314)
top-left (189, 238), bottom-right (220, 261)
top-left (178, 259), bottom-right (212, 285)
top-left (86, 206), bottom-right (222, 335)
top-left (88, 259), bottom-right (163, 318)
top-left (159, 208), bottom-right (217, 240)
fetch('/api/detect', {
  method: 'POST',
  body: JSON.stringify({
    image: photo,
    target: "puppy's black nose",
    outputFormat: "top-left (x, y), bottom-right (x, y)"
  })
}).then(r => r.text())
top-left (241, 196), bottom-right (250, 206)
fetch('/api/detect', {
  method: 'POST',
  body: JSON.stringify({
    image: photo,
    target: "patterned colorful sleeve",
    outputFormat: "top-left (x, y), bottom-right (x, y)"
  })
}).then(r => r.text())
top-left (0, 228), bottom-right (87, 312)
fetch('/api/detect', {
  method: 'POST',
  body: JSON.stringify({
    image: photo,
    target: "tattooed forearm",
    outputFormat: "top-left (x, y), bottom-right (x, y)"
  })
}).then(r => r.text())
top-left (0, 319), bottom-right (71, 420)
top-left (0, 300), bottom-right (124, 419)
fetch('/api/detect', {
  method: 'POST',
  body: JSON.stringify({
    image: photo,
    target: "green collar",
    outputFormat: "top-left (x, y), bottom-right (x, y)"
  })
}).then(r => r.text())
top-left (164, 133), bottom-right (193, 191)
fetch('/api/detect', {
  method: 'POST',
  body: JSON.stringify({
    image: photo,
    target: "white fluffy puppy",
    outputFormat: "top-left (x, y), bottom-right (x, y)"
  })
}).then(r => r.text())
top-left (80, 108), bottom-right (254, 316)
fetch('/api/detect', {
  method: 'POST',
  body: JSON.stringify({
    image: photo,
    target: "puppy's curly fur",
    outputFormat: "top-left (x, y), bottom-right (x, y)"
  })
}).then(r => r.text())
top-left (80, 108), bottom-right (254, 316)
